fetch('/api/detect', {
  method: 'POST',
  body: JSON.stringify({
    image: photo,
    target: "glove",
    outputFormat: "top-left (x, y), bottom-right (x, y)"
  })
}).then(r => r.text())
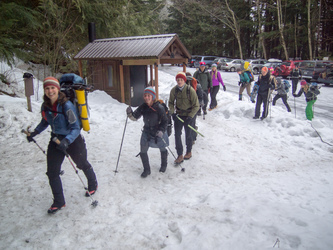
top-left (156, 130), bottom-right (163, 138)
top-left (56, 138), bottom-right (69, 152)
top-left (172, 113), bottom-right (177, 121)
top-left (126, 106), bottom-right (132, 115)
top-left (238, 82), bottom-right (241, 86)
top-left (223, 85), bottom-right (226, 91)
top-left (184, 116), bottom-right (192, 126)
top-left (26, 130), bottom-right (38, 143)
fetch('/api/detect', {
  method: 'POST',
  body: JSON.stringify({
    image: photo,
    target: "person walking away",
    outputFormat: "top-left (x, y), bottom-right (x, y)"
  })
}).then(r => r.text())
top-left (26, 77), bottom-right (98, 214)
top-left (272, 78), bottom-right (291, 112)
top-left (126, 87), bottom-right (169, 177)
top-left (293, 80), bottom-right (320, 121)
top-left (186, 72), bottom-right (203, 144)
top-left (253, 67), bottom-right (277, 120)
top-left (193, 62), bottom-right (212, 115)
top-left (169, 72), bottom-right (200, 164)
top-left (236, 68), bottom-right (251, 101)
top-left (290, 65), bottom-right (301, 94)
top-left (209, 63), bottom-right (226, 110)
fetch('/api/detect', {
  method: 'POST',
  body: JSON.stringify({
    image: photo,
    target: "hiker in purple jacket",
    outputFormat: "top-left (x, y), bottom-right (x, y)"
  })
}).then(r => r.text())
top-left (209, 64), bottom-right (226, 110)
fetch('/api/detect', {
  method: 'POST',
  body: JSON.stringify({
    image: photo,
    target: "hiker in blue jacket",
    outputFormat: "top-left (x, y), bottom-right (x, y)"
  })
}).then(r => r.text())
top-left (237, 68), bottom-right (251, 101)
top-left (26, 77), bottom-right (98, 214)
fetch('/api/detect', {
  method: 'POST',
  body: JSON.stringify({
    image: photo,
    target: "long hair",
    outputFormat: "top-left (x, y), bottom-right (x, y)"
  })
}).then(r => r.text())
top-left (211, 69), bottom-right (218, 79)
top-left (43, 91), bottom-right (67, 109)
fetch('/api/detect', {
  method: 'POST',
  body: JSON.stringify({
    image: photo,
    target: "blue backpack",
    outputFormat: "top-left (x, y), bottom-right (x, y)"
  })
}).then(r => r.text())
top-left (283, 80), bottom-right (291, 93)
top-left (245, 71), bottom-right (254, 82)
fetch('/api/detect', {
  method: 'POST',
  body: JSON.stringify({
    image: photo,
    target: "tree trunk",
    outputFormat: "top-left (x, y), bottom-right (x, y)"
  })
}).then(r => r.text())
top-left (277, 0), bottom-right (289, 60)
top-left (256, 0), bottom-right (267, 59)
top-left (308, 0), bottom-right (313, 60)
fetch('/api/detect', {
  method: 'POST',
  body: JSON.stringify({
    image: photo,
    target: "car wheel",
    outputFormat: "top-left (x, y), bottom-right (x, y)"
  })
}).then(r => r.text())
top-left (253, 68), bottom-right (259, 74)
top-left (230, 67), bottom-right (235, 72)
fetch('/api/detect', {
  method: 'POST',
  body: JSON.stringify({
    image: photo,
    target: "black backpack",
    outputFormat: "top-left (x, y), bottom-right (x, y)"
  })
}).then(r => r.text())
top-left (157, 100), bottom-right (172, 137)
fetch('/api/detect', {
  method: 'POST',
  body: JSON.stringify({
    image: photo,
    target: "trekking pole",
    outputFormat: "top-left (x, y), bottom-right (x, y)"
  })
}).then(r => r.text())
top-left (161, 137), bottom-right (185, 172)
top-left (52, 137), bottom-right (98, 207)
top-left (176, 115), bottom-right (204, 137)
top-left (21, 128), bottom-right (46, 155)
top-left (22, 128), bottom-right (65, 176)
top-left (294, 96), bottom-right (296, 118)
top-left (114, 116), bottom-right (128, 175)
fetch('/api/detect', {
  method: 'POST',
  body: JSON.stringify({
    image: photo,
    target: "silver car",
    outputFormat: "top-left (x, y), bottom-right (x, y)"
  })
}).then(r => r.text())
top-left (220, 59), bottom-right (244, 72)
top-left (245, 59), bottom-right (268, 74)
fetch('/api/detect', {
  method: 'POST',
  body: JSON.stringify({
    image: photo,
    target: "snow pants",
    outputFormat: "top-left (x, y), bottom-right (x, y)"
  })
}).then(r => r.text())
top-left (209, 85), bottom-right (220, 109)
top-left (305, 100), bottom-right (316, 121)
top-left (202, 90), bottom-right (209, 111)
top-left (239, 83), bottom-right (251, 97)
top-left (291, 78), bottom-right (298, 94)
top-left (272, 94), bottom-right (291, 112)
top-left (46, 134), bottom-right (96, 207)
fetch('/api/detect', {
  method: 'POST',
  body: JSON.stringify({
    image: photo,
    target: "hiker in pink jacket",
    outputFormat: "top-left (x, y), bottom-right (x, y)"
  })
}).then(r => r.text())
top-left (209, 64), bottom-right (226, 110)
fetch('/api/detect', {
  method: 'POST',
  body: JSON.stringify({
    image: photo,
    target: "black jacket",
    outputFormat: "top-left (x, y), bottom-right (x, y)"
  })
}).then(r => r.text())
top-left (294, 87), bottom-right (320, 102)
top-left (257, 73), bottom-right (276, 94)
top-left (132, 101), bottom-right (168, 136)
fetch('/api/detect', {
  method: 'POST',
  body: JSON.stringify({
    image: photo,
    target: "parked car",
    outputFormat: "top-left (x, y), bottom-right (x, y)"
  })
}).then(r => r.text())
top-left (220, 59), bottom-right (244, 72)
top-left (273, 60), bottom-right (298, 78)
top-left (188, 55), bottom-right (201, 68)
top-left (261, 62), bottom-right (282, 72)
top-left (213, 57), bottom-right (229, 70)
top-left (299, 60), bottom-right (332, 82)
top-left (245, 59), bottom-right (268, 74)
top-left (318, 63), bottom-right (333, 86)
top-left (193, 56), bottom-right (218, 68)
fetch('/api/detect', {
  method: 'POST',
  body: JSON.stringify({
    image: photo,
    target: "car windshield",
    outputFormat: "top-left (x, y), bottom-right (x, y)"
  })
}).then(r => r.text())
top-left (300, 62), bottom-right (316, 68)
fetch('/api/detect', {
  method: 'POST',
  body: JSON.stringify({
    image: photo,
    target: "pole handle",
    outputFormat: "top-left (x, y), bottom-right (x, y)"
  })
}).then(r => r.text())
top-left (52, 137), bottom-right (61, 145)
top-left (21, 129), bottom-right (30, 136)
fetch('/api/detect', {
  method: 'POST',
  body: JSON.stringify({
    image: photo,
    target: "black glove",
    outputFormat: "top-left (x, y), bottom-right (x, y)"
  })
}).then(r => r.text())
top-left (238, 82), bottom-right (242, 86)
top-left (126, 106), bottom-right (132, 115)
top-left (184, 116), bottom-right (192, 126)
top-left (26, 130), bottom-right (38, 143)
top-left (223, 85), bottom-right (226, 91)
top-left (172, 113), bottom-right (177, 121)
top-left (56, 138), bottom-right (69, 152)
top-left (156, 130), bottom-right (163, 138)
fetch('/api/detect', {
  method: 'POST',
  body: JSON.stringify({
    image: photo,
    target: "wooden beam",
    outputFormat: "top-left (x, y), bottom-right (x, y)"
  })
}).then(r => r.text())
top-left (119, 64), bottom-right (125, 103)
top-left (78, 60), bottom-right (83, 77)
top-left (160, 58), bottom-right (188, 64)
top-left (150, 65), bottom-right (153, 86)
top-left (122, 59), bottom-right (159, 66)
top-left (155, 63), bottom-right (159, 100)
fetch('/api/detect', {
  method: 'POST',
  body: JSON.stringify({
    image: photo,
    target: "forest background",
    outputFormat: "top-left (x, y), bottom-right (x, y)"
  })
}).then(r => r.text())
top-left (1, 0), bottom-right (332, 76)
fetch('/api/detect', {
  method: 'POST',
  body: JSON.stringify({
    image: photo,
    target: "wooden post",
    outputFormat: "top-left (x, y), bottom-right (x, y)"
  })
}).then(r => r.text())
top-left (154, 63), bottom-right (159, 100)
top-left (23, 73), bottom-right (34, 112)
top-left (119, 64), bottom-right (125, 103)
top-left (78, 60), bottom-right (83, 77)
top-left (150, 65), bottom-right (153, 86)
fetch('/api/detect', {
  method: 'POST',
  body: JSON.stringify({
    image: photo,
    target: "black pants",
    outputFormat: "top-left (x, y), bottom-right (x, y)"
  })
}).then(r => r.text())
top-left (202, 90), bottom-right (209, 111)
top-left (291, 78), bottom-right (298, 94)
top-left (174, 115), bottom-right (196, 156)
top-left (46, 134), bottom-right (92, 206)
top-left (210, 85), bottom-right (220, 109)
top-left (273, 94), bottom-right (291, 112)
top-left (255, 91), bottom-right (269, 118)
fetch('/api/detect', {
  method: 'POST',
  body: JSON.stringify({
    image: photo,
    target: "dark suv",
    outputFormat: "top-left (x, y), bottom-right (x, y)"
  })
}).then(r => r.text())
top-left (299, 60), bottom-right (332, 82)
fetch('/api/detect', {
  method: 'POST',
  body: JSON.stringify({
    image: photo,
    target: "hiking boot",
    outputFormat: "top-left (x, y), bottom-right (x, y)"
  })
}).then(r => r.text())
top-left (253, 116), bottom-right (259, 119)
top-left (184, 152), bottom-right (192, 160)
top-left (174, 155), bottom-right (184, 165)
top-left (85, 186), bottom-right (98, 197)
top-left (159, 151), bottom-right (168, 173)
top-left (140, 152), bottom-right (151, 178)
top-left (47, 204), bottom-right (65, 214)
top-left (260, 116), bottom-right (265, 120)
top-left (208, 107), bottom-right (213, 111)
top-left (203, 110), bottom-right (207, 115)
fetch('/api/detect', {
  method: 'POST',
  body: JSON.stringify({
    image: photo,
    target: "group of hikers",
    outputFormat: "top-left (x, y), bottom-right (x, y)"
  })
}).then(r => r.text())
top-left (25, 61), bottom-right (320, 214)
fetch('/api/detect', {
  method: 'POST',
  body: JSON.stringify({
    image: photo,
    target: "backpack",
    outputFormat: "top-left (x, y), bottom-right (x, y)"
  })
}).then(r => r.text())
top-left (156, 99), bottom-right (172, 137)
top-left (283, 80), bottom-right (291, 93)
top-left (59, 73), bottom-right (94, 132)
top-left (245, 71), bottom-right (254, 82)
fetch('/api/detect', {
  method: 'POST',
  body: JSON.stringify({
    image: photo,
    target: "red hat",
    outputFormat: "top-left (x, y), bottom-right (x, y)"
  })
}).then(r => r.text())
top-left (43, 77), bottom-right (60, 90)
top-left (300, 80), bottom-right (307, 86)
top-left (199, 62), bottom-right (206, 66)
top-left (175, 72), bottom-right (187, 82)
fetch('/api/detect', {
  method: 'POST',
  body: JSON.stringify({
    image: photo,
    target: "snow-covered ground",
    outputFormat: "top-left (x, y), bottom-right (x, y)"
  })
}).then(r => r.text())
top-left (0, 63), bottom-right (333, 250)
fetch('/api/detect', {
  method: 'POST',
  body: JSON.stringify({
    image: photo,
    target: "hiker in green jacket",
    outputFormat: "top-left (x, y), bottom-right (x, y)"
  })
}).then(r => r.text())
top-left (169, 72), bottom-right (199, 164)
top-left (193, 62), bottom-right (212, 115)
